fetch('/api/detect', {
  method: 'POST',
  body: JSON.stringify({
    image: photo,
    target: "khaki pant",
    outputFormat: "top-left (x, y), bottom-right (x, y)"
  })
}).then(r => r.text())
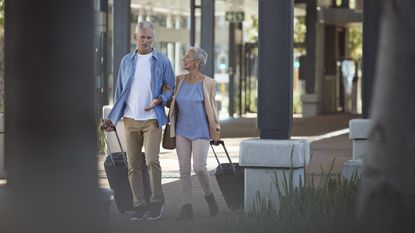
top-left (176, 135), bottom-right (212, 204)
top-left (124, 118), bottom-right (163, 207)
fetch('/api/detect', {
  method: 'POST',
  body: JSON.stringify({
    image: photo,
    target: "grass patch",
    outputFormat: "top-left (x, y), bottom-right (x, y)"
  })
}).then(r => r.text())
top-left (216, 162), bottom-right (363, 233)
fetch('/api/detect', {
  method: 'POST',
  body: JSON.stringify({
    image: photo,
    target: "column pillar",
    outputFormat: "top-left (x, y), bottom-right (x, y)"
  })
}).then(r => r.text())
top-left (200, 0), bottom-right (215, 78)
top-left (137, 9), bottom-right (144, 23)
top-left (304, 0), bottom-right (317, 94)
top-left (166, 14), bottom-right (175, 65)
top-left (228, 22), bottom-right (236, 117)
top-left (302, 0), bottom-right (322, 117)
top-left (362, 0), bottom-right (380, 118)
top-left (113, 0), bottom-right (131, 91)
top-left (174, 15), bottom-right (182, 73)
top-left (190, 0), bottom-right (197, 46)
top-left (258, 0), bottom-right (293, 139)
top-left (240, 0), bottom-right (309, 212)
top-left (94, 0), bottom-right (109, 119)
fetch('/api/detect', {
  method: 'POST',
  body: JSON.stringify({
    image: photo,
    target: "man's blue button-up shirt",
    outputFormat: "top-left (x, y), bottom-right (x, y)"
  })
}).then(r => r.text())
top-left (107, 49), bottom-right (175, 127)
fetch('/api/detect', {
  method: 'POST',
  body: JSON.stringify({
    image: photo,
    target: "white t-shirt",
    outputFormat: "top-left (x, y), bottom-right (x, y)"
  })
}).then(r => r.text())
top-left (123, 52), bottom-right (157, 120)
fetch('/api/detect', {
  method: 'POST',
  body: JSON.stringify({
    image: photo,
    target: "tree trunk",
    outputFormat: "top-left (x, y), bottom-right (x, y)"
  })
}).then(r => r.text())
top-left (358, 1), bottom-right (415, 233)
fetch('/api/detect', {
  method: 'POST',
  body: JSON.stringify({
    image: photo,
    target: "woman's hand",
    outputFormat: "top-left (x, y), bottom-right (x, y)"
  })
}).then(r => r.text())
top-left (144, 97), bottom-right (162, 111)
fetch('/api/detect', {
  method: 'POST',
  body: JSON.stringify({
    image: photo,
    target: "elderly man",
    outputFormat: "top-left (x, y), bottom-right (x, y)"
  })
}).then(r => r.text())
top-left (103, 21), bottom-right (175, 221)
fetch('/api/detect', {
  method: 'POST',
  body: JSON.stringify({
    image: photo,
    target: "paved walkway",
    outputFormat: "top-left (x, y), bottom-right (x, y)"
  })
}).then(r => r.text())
top-left (0, 113), bottom-right (360, 233)
top-left (100, 113), bottom-right (359, 233)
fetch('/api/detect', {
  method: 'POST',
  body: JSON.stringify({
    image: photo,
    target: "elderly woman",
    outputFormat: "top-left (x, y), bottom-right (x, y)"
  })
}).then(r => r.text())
top-left (169, 46), bottom-right (220, 221)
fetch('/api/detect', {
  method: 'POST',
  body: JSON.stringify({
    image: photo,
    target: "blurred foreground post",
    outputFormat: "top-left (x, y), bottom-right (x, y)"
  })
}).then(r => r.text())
top-left (3, 1), bottom-right (105, 232)
top-left (358, 1), bottom-right (415, 232)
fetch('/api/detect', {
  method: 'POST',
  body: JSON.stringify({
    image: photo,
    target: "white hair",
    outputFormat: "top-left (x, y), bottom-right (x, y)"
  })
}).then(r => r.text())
top-left (135, 21), bottom-right (154, 35)
top-left (188, 46), bottom-right (208, 70)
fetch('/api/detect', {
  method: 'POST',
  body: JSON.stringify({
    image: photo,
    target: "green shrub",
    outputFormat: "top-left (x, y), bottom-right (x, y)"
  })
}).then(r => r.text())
top-left (97, 120), bottom-right (106, 155)
top-left (293, 91), bottom-right (302, 114)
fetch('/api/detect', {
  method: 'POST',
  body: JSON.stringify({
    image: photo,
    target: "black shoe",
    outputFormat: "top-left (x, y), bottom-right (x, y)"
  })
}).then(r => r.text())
top-left (205, 193), bottom-right (219, 216)
top-left (175, 204), bottom-right (194, 221)
top-left (130, 206), bottom-right (148, 221)
top-left (147, 202), bottom-right (163, 221)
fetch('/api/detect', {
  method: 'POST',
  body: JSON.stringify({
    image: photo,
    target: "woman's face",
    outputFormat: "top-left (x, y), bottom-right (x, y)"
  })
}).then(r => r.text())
top-left (183, 50), bottom-right (198, 71)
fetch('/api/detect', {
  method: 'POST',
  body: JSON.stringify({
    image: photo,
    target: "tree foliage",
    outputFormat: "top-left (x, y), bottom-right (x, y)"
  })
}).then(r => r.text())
top-left (348, 27), bottom-right (362, 60)
top-left (0, 0), bottom-right (3, 26)
top-left (294, 16), bottom-right (306, 44)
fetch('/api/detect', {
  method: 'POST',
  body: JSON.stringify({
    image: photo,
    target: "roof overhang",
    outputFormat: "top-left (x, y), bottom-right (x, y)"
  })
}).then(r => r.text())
top-left (318, 7), bottom-right (362, 25)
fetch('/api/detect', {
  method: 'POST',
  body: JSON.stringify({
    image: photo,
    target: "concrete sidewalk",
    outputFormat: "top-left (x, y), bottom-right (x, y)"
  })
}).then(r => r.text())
top-left (0, 113), bottom-right (360, 233)
top-left (101, 113), bottom-right (359, 233)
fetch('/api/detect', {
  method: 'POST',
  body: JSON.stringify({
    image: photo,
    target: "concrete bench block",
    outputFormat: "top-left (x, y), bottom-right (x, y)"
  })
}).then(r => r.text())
top-left (239, 139), bottom-right (310, 168)
top-left (301, 93), bottom-right (319, 103)
top-left (102, 105), bottom-right (127, 153)
top-left (353, 139), bottom-right (369, 160)
top-left (349, 119), bottom-right (372, 139)
top-left (341, 159), bottom-right (364, 179)
top-left (302, 94), bottom-right (320, 118)
top-left (104, 121), bottom-right (127, 153)
top-left (244, 167), bottom-right (304, 212)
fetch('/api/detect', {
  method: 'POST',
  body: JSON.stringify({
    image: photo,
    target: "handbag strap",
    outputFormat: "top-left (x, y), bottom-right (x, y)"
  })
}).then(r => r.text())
top-left (166, 98), bottom-right (176, 122)
top-left (166, 107), bottom-right (171, 122)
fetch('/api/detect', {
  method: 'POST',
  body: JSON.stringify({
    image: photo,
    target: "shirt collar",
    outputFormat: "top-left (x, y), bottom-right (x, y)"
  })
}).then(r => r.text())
top-left (131, 48), bottom-right (159, 61)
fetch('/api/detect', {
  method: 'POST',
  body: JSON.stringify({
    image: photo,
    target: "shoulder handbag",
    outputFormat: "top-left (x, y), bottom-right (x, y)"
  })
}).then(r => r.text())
top-left (162, 109), bottom-right (176, 150)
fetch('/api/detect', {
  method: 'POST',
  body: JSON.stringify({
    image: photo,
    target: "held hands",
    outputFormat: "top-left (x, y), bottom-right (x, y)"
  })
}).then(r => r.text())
top-left (144, 97), bottom-right (162, 111)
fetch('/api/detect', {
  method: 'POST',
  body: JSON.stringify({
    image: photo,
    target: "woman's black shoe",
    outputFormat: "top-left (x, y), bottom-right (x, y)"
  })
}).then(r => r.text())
top-left (175, 204), bottom-right (194, 221)
top-left (205, 193), bottom-right (218, 216)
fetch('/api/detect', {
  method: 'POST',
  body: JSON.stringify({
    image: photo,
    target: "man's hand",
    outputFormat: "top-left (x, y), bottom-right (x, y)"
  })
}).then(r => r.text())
top-left (211, 140), bottom-right (221, 146)
top-left (101, 119), bottom-right (115, 132)
top-left (144, 97), bottom-right (162, 111)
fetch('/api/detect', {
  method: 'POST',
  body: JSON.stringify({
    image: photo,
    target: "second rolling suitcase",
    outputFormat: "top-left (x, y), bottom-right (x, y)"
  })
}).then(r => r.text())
top-left (211, 140), bottom-right (244, 211)
top-left (102, 126), bottom-right (151, 214)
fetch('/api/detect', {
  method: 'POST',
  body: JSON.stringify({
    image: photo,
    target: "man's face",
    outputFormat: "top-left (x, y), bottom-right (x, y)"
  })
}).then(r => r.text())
top-left (135, 27), bottom-right (154, 54)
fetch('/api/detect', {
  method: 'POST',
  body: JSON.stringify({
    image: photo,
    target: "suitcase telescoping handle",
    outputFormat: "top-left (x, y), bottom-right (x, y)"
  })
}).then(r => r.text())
top-left (100, 124), bottom-right (127, 167)
top-left (210, 140), bottom-right (236, 175)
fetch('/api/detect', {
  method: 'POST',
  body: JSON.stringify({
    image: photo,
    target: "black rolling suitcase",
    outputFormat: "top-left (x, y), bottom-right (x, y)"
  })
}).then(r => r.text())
top-left (102, 127), bottom-right (151, 214)
top-left (210, 140), bottom-right (244, 210)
